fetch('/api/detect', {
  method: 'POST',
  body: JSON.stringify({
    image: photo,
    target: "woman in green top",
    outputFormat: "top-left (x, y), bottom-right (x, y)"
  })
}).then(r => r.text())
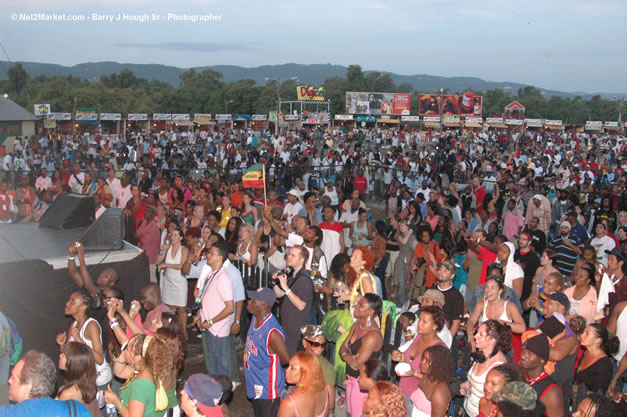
top-left (154, 328), bottom-right (182, 417)
top-left (104, 334), bottom-right (173, 417)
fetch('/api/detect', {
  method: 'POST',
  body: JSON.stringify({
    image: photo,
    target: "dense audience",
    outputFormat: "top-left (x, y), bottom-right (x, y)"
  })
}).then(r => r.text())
top-left (1, 124), bottom-right (627, 417)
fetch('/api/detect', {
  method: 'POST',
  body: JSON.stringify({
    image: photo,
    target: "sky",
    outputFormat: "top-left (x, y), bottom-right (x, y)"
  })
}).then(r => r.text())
top-left (1, 0), bottom-right (626, 94)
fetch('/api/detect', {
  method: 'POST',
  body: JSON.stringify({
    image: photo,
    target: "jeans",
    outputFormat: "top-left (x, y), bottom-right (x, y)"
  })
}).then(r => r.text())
top-left (202, 330), bottom-right (230, 376)
top-left (227, 334), bottom-right (240, 383)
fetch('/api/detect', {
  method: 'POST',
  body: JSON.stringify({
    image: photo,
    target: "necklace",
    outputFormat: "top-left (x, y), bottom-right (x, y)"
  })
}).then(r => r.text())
top-left (526, 371), bottom-right (548, 386)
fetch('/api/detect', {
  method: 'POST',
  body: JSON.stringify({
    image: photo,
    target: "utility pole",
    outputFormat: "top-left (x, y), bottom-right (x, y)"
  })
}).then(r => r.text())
top-left (265, 76), bottom-right (298, 137)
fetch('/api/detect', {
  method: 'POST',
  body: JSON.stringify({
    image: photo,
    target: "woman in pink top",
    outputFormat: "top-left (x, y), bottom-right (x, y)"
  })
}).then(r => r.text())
top-left (391, 306), bottom-right (448, 402)
top-left (410, 344), bottom-right (455, 417)
top-left (565, 262), bottom-right (604, 324)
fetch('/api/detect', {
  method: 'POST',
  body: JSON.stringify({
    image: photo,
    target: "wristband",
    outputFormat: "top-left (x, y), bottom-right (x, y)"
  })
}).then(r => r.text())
top-left (111, 322), bottom-right (120, 330)
top-left (284, 288), bottom-right (292, 296)
top-left (112, 356), bottom-right (125, 365)
top-left (234, 320), bottom-right (240, 324)
top-left (68, 256), bottom-right (76, 261)
top-left (109, 318), bottom-right (118, 326)
top-left (209, 319), bottom-right (214, 327)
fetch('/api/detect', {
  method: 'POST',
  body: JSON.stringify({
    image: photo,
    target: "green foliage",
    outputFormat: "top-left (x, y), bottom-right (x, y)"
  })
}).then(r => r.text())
top-left (7, 63), bottom-right (28, 94)
top-left (4, 64), bottom-right (623, 125)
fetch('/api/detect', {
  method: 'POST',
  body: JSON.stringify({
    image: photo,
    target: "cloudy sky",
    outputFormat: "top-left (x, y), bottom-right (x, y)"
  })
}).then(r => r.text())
top-left (1, 0), bottom-right (625, 93)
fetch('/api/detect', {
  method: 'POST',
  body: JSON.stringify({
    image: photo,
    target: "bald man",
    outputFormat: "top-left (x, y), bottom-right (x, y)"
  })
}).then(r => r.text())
top-left (68, 241), bottom-right (120, 308)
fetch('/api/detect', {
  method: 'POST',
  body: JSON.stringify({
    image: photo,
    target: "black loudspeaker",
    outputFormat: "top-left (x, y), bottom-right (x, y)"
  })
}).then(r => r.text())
top-left (79, 208), bottom-right (125, 250)
top-left (39, 194), bottom-right (95, 229)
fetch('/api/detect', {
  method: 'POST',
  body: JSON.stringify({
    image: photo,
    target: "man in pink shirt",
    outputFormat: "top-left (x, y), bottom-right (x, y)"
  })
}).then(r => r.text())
top-left (502, 199), bottom-right (524, 241)
top-left (135, 205), bottom-right (161, 283)
top-left (197, 241), bottom-right (234, 375)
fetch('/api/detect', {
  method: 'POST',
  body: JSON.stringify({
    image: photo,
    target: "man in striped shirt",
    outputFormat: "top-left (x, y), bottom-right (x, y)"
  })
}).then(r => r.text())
top-left (549, 221), bottom-right (583, 279)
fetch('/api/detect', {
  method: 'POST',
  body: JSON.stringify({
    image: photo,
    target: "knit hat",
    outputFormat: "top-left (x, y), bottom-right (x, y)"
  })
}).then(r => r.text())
top-left (493, 381), bottom-right (537, 411)
top-left (523, 334), bottom-right (550, 361)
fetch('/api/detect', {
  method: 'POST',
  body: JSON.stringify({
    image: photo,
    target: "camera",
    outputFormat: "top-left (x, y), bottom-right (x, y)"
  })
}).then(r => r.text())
top-left (269, 266), bottom-right (295, 287)
top-left (415, 257), bottom-right (427, 268)
top-left (190, 302), bottom-right (202, 317)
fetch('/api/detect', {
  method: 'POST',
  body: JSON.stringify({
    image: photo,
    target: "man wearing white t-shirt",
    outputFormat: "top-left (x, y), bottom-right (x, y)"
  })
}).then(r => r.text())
top-left (283, 189), bottom-right (305, 224)
top-left (116, 176), bottom-right (133, 210)
top-left (106, 168), bottom-right (121, 207)
top-left (339, 199), bottom-right (360, 251)
top-left (67, 162), bottom-right (85, 194)
top-left (591, 222), bottom-right (615, 267)
top-left (35, 168), bottom-right (52, 192)
top-left (264, 210), bottom-right (307, 249)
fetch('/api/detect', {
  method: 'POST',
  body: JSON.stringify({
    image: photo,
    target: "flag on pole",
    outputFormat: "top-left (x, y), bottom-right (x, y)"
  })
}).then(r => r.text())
top-left (242, 163), bottom-right (265, 188)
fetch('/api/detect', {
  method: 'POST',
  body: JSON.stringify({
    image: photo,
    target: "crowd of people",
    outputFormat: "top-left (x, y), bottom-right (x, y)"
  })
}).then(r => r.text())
top-left (1, 124), bottom-right (626, 417)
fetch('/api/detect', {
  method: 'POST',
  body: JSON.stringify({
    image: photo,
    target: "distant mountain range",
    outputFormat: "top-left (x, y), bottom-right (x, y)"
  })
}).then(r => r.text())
top-left (0, 61), bottom-right (623, 99)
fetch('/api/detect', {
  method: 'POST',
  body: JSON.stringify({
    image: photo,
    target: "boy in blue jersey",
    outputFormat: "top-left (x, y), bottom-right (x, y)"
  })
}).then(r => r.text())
top-left (244, 288), bottom-right (290, 417)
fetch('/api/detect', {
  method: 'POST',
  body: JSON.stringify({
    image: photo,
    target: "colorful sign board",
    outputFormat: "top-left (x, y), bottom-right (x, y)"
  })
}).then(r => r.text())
top-left (100, 113), bottom-right (122, 121)
top-left (47, 112), bottom-right (72, 120)
top-left (297, 86), bottom-right (326, 101)
top-left (418, 92), bottom-right (483, 117)
top-left (345, 92), bottom-right (411, 115)
top-left (34, 104), bottom-right (50, 116)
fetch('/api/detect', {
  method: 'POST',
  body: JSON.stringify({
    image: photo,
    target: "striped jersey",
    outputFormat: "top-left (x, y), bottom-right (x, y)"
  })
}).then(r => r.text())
top-left (244, 313), bottom-right (285, 400)
top-left (550, 234), bottom-right (583, 278)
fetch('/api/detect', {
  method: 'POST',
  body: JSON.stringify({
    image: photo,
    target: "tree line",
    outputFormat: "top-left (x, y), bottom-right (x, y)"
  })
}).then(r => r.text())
top-left (1, 63), bottom-right (623, 125)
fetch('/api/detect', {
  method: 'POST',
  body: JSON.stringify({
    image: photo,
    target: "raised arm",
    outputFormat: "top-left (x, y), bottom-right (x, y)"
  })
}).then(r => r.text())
top-left (67, 242), bottom-right (84, 288)
top-left (74, 242), bottom-right (100, 296)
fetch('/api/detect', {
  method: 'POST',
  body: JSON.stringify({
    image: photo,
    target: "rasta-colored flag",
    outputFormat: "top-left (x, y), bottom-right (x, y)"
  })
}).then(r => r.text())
top-left (242, 163), bottom-right (265, 188)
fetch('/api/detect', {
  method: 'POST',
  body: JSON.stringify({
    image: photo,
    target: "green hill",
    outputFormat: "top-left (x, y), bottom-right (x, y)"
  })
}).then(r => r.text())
top-left (0, 61), bottom-right (623, 99)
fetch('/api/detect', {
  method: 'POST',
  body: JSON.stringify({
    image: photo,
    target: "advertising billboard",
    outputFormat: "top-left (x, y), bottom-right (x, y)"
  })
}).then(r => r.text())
top-left (296, 86), bottom-right (326, 101)
top-left (345, 92), bottom-right (411, 115)
top-left (34, 104), bottom-right (50, 116)
top-left (418, 92), bottom-right (483, 117)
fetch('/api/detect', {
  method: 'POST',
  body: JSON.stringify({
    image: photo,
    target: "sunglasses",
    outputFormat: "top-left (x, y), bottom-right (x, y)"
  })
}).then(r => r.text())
top-left (305, 339), bottom-right (327, 348)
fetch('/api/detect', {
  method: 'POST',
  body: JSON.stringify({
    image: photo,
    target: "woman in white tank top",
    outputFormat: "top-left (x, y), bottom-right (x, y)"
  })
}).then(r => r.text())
top-left (466, 276), bottom-right (526, 351)
top-left (57, 292), bottom-right (112, 387)
top-left (461, 320), bottom-right (511, 417)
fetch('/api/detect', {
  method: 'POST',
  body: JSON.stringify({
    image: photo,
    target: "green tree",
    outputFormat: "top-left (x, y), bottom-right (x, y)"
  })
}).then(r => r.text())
top-left (7, 63), bottom-right (28, 95)
top-left (346, 65), bottom-right (365, 91)
top-left (322, 76), bottom-right (349, 114)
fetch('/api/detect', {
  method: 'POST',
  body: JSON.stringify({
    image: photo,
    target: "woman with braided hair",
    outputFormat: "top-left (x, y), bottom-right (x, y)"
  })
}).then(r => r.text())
top-left (363, 381), bottom-right (408, 417)
top-left (104, 334), bottom-right (174, 417)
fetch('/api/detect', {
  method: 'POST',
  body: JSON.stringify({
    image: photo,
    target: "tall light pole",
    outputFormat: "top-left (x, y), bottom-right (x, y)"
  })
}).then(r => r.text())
top-left (265, 77), bottom-right (298, 137)
top-left (439, 88), bottom-right (444, 132)
top-left (225, 99), bottom-right (234, 113)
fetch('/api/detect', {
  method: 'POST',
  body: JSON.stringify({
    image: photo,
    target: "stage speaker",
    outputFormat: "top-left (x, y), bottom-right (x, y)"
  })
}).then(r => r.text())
top-left (79, 208), bottom-right (125, 250)
top-left (39, 194), bottom-right (95, 229)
